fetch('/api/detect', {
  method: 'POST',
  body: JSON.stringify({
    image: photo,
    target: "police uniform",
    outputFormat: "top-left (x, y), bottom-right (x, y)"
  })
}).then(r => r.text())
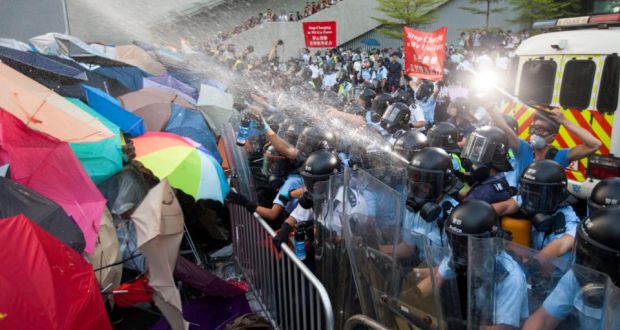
top-left (438, 251), bottom-right (529, 328)
top-left (402, 195), bottom-right (459, 252)
top-left (273, 174), bottom-right (304, 214)
top-left (542, 270), bottom-right (606, 329)
top-left (416, 95), bottom-right (437, 125)
top-left (513, 195), bottom-right (580, 263)
top-left (386, 129), bottom-right (408, 145)
top-left (465, 172), bottom-right (512, 204)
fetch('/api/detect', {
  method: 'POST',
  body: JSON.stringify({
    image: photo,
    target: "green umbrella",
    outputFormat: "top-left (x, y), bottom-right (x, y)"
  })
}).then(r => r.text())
top-left (66, 98), bottom-right (123, 184)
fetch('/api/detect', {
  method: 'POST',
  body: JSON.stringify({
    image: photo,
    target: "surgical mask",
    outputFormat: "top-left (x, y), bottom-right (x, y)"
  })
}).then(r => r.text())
top-left (529, 134), bottom-right (547, 150)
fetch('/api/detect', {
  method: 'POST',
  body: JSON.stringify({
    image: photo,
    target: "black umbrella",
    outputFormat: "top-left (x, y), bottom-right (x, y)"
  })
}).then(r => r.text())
top-left (0, 45), bottom-right (88, 82)
top-left (0, 177), bottom-right (86, 252)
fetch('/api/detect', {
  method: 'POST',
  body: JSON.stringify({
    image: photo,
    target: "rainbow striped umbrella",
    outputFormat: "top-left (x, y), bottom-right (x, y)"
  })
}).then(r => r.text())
top-left (132, 132), bottom-right (229, 202)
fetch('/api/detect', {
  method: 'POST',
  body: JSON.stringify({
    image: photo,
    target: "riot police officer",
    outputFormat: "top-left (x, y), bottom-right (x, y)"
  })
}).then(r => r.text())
top-left (588, 177), bottom-right (620, 215)
top-left (524, 206), bottom-right (620, 329)
top-left (428, 122), bottom-right (464, 173)
top-left (493, 160), bottom-right (580, 263)
top-left (461, 126), bottom-right (513, 204)
top-left (366, 93), bottom-right (393, 129)
top-left (435, 200), bottom-right (528, 328)
top-left (358, 87), bottom-right (377, 111)
top-left (392, 130), bottom-right (428, 162)
top-left (386, 147), bottom-right (460, 258)
top-left (380, 102), bottom-right (411, 144)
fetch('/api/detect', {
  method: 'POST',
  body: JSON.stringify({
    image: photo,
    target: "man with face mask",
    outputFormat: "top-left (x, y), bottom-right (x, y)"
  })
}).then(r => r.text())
top-left (461, 126), bottom-right (513, 204)
top-left (524, 206), bottom-right (620, 330)
top-left (492, 160), bottom-right (580, 263)
top-left (384, 147), bottom-right (459, 258)
top-left (489, 107), bottom-right (601, 185)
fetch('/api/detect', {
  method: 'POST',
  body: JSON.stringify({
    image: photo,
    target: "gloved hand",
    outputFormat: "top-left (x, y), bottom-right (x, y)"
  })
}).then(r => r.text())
top-left (252, 111), bottom-right (270, 134)
top-left (278, 189), bottom-right (293, 204)
top-left (226, 190), bottom-right (258, 213)
top-left (273, 223), bottom-right (293, 251)
top-left (298, 192), bottom-right (313, 209)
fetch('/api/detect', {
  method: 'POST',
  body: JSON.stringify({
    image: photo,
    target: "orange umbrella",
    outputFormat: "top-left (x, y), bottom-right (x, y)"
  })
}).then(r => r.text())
top-left (118, 88), bottom-right (195, 110)
top-left (0, 62), bottom-right (113, 143)
top-left (115, 45), bottom-right (167, 77)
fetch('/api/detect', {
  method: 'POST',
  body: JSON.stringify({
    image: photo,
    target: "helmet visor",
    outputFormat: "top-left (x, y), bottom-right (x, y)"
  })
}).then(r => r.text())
top-left (407, 167), bottom-right (446, 201)
top-left (575, 227), bottom-right (620, 286)
top-left (263, 152), bottom-right (290, 178)
top-left (461, 132), bottom-right (494, 164)
top-left (518, 180), bottom-right (564, 214)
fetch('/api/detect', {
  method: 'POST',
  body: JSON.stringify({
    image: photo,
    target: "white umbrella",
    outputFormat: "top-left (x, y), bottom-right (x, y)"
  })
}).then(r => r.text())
top-left (196, 84), bottom-right (234, 135)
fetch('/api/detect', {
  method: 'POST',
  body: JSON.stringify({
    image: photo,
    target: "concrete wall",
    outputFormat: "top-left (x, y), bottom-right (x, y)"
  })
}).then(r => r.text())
top-left (227, 0), bottom-right (386, 59)
top-left (0, 0), bottom-right (68, 41)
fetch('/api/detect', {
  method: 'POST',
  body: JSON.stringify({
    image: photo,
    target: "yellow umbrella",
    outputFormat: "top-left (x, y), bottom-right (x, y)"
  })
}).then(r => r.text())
top-left (0, 62), bottom-right (113, 143)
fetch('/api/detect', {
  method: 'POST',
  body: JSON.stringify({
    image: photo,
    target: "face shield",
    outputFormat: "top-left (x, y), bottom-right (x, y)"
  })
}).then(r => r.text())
top-left (575, 225), bottom-right (620, 287)
top-left (381, 105), bottom-right (409, 134)
top-left (461, 132), bottom-right (495, 164)
top-left (407, 166), bottom-right (449, 202)
top-left (263, 148), bottom-right (292, 179)
top-left (518, 179), bottom-right (566, 214)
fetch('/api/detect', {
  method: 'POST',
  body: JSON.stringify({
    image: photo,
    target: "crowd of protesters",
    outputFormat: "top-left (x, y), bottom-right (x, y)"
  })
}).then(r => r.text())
top-left (216, 0), bottom-right (344, 42)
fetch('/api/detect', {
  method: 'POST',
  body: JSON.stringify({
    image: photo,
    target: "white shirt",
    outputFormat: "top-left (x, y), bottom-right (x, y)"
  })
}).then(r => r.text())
top-left (409, 103), bottom-right (426, 126)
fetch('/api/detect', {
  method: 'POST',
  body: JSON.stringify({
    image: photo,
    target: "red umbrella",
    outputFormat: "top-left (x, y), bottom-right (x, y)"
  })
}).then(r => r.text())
top-left (0, 108), bottom-right (105, 253)
top-left (0, 214), bottom-right (111, 329)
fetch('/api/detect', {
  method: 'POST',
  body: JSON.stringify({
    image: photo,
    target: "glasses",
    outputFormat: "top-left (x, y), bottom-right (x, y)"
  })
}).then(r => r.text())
top-left (529, 125), bottom-right (554, 137)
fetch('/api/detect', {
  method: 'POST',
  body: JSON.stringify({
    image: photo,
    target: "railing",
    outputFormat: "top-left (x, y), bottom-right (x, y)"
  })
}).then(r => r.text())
top-left (229, 203), bottom-right (335, 330)
top-left (343, 314), bottom-right (390, 330)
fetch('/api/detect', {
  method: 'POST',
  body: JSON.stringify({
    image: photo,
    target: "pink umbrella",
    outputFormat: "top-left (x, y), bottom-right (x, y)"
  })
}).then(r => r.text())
top-left (0, 109), bottom-right (105, 253)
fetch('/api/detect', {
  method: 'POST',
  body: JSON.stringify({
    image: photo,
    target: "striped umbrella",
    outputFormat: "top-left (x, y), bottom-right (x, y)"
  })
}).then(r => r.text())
top-left (132, 132), bottom-right (229, 202)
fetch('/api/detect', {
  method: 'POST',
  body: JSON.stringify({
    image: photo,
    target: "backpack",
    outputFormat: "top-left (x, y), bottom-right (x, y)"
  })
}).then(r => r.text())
top-left (225, 313), bottom-right (273, 330)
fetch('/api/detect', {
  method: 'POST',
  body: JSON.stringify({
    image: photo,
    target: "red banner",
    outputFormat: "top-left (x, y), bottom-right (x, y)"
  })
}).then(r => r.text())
top-left (303, 21), bottom-right (337, 48)
top-left (403, 26), bottom-right (447, 81)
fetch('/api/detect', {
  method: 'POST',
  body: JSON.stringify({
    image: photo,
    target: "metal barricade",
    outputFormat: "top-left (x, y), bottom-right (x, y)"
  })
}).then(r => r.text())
top-left (229, 203), bottom-right (335, 330)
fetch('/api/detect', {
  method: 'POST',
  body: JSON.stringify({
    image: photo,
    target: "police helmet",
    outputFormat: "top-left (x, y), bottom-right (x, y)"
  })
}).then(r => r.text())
top-left (263, 144), bottom-right (296, 181)
top-left (393, 130), bottom-right (428, 161)
top-left (428, 122), bottom-right (460, 153)
top-left (518, 160), bottom-right (568, 215)
top-left (588, 178), bottom-right (620, 215)
top-left (296, 126), bottom-right (338, 161)
top-left (381, 102), bottom-right (411, 134)
top-left (407, 147), bottom-right (455, 203)
top-left (358, 88), bottom-right (377, 109)
top-left (461, 126), bottom-right (513, 179)
top-left (575, 206), bottom-right (620, 286)
top-left (392, 89), bottom-right (413, 105)
top-left (300, 149), bottom-right (341, 193)
top-left (445, 200), bottom-right (501, 267)
top-left (415, 81), bottom-right (434, 101)
top-left (277, 119), bottom-right (305, 146)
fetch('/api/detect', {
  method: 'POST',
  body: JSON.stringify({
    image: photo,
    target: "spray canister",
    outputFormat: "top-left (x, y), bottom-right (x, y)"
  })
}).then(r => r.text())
top-left (294, 227), bottom-right (306, 261)
top-left (236, 113), bottom-right (251, 146)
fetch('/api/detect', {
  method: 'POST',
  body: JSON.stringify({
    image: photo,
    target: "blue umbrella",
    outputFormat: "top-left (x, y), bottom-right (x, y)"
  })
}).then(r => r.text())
top-left (164, 104), bottom-right (222, 163)
top-left (0, 46), bottom-right (87, 82)
top-left (82, 85), bottom-right (145, 137)
top-left (94, 66), bottom-right (146, 91)
top-left (361, 38), bottom-right (380, 47)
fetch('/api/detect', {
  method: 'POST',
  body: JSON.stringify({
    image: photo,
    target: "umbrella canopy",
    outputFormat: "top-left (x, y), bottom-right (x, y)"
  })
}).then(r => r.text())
top-left (132, 180), bottom-right (188, 330)
top-left (118, 88), bottom-right (195, 110)
top-left (44, 55), bottom-right (132, 99)
top-left (0, 37), bottom-right (32, 51)
top-left (150, 295), bottom-right (251, 330)
top-left (133, 132), bottom-right (229, 202)
top-left (66, 98), bottom-right (123, 184)
top-left (174, 256), bottom-right (245, 297)
top-left (0, 109), bottom-right (106, 253)
top-left (83, 85), bottom-right (146, 137)
top-left (115, 45), bottom-right (167, 76)
top-left (165, 105), bottom-right (221, 163)
top-left (86, 208), bottom-right (122, 293)
top-left (0, 214), bottom-right (111, 330)
top-left (0, 177), bottom-right (85, 252)
top-left (196, 84), bottom-right (234, 135)
top-left (94, 66), bottom-right (145, 91)
top-left (0, 46), bottom-right (88, 82)
top-left (0, 62), bottom-right (114, 143)
top-left (147, 74), bottom-right (198, 101)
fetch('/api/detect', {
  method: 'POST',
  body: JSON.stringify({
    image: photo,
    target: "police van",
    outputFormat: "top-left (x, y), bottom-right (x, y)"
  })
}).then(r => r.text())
top-left (505, 13), bottom-right (620, 199)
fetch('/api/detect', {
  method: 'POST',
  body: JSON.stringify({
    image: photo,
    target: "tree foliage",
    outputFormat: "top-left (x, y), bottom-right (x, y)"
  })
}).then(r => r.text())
top-left (507, 0), bottom-right (582, 26)
top-left (372, 0), bottom-right (444, 39)
top-left (459, 0), bottom-right (506, 29)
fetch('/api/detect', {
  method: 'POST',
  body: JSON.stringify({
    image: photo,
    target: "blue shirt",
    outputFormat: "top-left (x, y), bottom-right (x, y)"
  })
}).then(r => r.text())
top-left (513, 196), bottom-right (579, 263)
top-left (514, 139), bottom-right (570, 185)
top-left (438, 251), bottom-right (529, 328)
top-left (417, 96), bottom-right (437, 124)
top-left (543, 270), bottom-right (605, 329)
top-left (273, 174), bottom-right (303, 214)
top-left (402, 195), bottom-right (458, 250)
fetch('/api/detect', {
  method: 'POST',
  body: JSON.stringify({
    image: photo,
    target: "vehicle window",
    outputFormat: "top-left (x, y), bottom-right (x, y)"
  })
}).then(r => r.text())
top-left (519, 59), bottom-right (556, 106)
top-left (560, 59), bottom-right (596, 110)
top-left (597, 54), bottom-right (619, 113)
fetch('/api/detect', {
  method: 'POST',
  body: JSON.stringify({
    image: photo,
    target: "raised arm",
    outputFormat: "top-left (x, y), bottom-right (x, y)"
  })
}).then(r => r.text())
top-left (548, 108), bottom-right (602, 162)
top-left (488, 105), bottom-right (520, 151)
